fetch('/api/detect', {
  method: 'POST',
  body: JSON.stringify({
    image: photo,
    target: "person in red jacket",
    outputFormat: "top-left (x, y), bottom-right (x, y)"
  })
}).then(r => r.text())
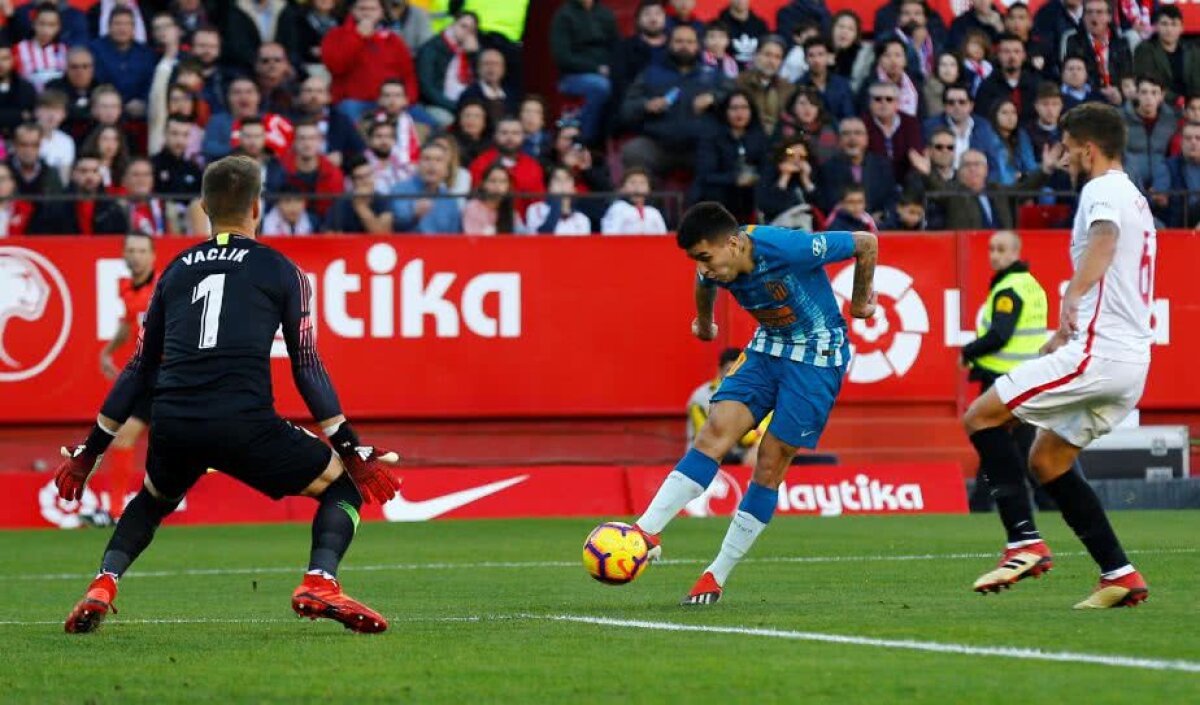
top-left (0, 163), bottom-right (33, 236)
top-left (468, 116), bottom-right (544, 213)
top-left (321, 0), bottom-right (418, 123)
top-left (279, 120), bottom-right (345, 217)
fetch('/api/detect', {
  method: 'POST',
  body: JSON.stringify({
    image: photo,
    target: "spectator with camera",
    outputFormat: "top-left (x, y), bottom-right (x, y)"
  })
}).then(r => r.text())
top-left (756, 135), bottom-right (819, 227)
top-left (691, 89), bottom-right (768, 222)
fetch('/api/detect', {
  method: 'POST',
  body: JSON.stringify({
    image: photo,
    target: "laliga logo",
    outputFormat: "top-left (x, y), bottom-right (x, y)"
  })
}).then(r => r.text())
top-left (831, 264), bottom-right (929, 384)
top-left (0, 246), bottom-right (72, 382)
top-left (683, 469), bottom-right (744, 517)
top-left (38, 479), bottom-right (100, 529)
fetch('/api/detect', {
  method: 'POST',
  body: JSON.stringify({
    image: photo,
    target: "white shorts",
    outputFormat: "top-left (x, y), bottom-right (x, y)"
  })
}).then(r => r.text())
top-left (994, 345), bottom-right (1148, 448)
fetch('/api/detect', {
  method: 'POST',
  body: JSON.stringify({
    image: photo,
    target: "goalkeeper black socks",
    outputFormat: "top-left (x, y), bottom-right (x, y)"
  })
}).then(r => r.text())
top-left (969, 428), bottom-right (1040, 545)
top-left (1041, 469), bottom-right (1130, 574)
top-left (100, 488), bottom-right (179, 577)
top-left (308, 473), bottom-right (363, 577)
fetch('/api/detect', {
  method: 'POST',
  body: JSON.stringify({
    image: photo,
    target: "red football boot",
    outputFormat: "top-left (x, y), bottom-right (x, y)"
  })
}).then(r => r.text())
top-left (680, 571), bottom-right (723, 606)
top-left (291, 573), bottom-right (388, 633)
top-left (65, 573), bottom-right (118, 634)
top-left (633, 523), bottom-right (662, 562)
top-left (1074, 570), bottom-right (1149, 609)
top-left (973, 541), bottom-right (1054, 594)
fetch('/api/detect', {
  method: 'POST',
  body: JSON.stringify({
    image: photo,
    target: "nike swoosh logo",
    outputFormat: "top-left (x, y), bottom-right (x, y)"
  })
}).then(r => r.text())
top-left (801, 430), bottom-right (816, 437)
top-left (382, 475), bottom-right (529, 522)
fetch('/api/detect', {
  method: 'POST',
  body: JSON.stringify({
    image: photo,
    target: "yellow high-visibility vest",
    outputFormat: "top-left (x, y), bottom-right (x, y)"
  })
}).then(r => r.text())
top-left (974, 270), bottom-right (1048, 374)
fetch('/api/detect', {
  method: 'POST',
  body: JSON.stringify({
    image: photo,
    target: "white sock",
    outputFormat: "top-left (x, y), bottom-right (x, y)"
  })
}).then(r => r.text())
top-left (635, 471), bottom-right (705, 535)
top-left (706, 510), bottom-right (767, 587)
top-left (306, 569), bottom-right (336, 581)
top-left (1101, 564), bottom-right (1135, 580)
top-left (1005, 538), bottom-right (1044, 550)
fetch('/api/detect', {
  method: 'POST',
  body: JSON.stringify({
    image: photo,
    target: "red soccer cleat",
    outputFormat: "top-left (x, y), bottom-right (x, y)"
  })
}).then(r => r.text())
top-left (633, 523), bottom-right (662, 562)
top-left (65, 573), bottom-right (118, 634)
top-left (680, 571), bottom-right (723, 606)
top-left (1074, 570), bottom-right (1149, 609)
top-left (973, 541), bottom-right (1054, 594)
top-left (291, 573), bottom-right (388, 633)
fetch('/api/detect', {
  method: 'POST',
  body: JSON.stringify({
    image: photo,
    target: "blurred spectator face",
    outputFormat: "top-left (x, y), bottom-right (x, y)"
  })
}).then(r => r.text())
top-left (838, 119), bottom-right (867, 157)
top-left (353, 0), bottom-right (385, 28)
top-left (193, 30), bottom-right (221, 66)
top-left (152, 15), bottom-right (180, 50)
top-left (256, 44), bottom-right (290, 83)
top-left (793, 93), bottom-right (820, 125)
top-left (1083, 0), bottom-right (1110, 39)
top-left (994, 101), bottom-right (1019, 133)
top-left (841, 190), bottom-right (866, 218)
top-left (350, 162), bottom-right (375, 195)
top-left (72, 158), bottom-right (103, 192)
top-left (779, 140), bottom-right (810, 169)
top-left (168, 86), bottom-right (195, 116)
top-left (92, 91), bottom-right (122, 124)
top-left (36, 102), bottom-right (66, 131)
top-left (478, 50), bottom-right (505, 85)
top-left (368, 123), bottom-right (396, 157)
top-left (481, 167), bottom-right (511, 199)
top-left (277, 196), bottom-right (307, 223)
top-left (898, 1), bottom-right (925, 29)
top-left (34, 10), bottom-right (61, 45)
top-left (1155, 12), bottom-right (1183, 46)
top-left (293, 125), bottom-right (322, 160)
top-left (997, 40), bottom-right (1025, 73)
top-left (67, 49), bottom-right (94, 86)
top-left (831, 14), bottom-right (859, 50)
top-left (554, 125), bottom-right (581, 156)
top-left (869, 84), bottom-right (900, 122)
top-left (1181, 125), bottom-right (1200, 163)
top-left (13, 126), bottom-right (42, 168)
top-left (957, 150), bottom-right (988, 193)
top-left (1035, 92), bottom-right (1062, 125)
top-left (703, 26), bottom-right (729, 56)
top-left (668, 26), bottom-right (699, 67)
top-left (929, 132), bottom-right (956, 170)
top-left (418, 144), bottom-right (450, 186)
top-left (804, 43), bottom-right (830, 76)
top-left (935, 53), bottom-right (960, 84)
top-left (1135, 81), bottom-right (1164, 119)
top-left (228, 80), bottom-right (261, 119)
top-left (897, 201), bottom-right (924, 228)
top-left (240, 124), bottom-right (267, 158)
top-left (494, 119), bottom-right (524, 155)
top-left (548, 168), bottom-right (576, 195)
top-left (878, 42), bottom-right (907, 79)
top-left (166, 119), bottom-right (192, 156)
top-left (520, 100), bottom-right (544, 135)
top-left (110, 13), bottom-right (136, 46)
top-left (0, 48), bottom-right (13, 79)
top-left (123, 160), bottom-right (154, 197)
top-left (176, 67), bottom-right (204, 92)
top-left (1004, 5), bottom-right (1031, 37)
top-left (1062, 58), bottom-right (1088, 89)
top-left (379, 82), bottom-right (408, 115)
top-left (449, 13), bottom-right (478, 44)
top-left (621, 172), bottom-right (651, 202)
top-left (97, 127), bottom-right (121, 162)
top-left (963, 35), bottom-right (987, 62)
top-left (729, 0), bottom-right (750, 12)
top-left (458, 104), bottom-right (486, 138)
top-left (754, 41), bottom-right (783, 78)
top-left (638, 3), bottom-right (667, 37)
top-left (1185, 97), bottom-right (1200, 124)
top-left (299, 77), bottom-right (331, 113)
top-left (671, 0), bottom-right (696, 16)
top-left (0, 165), bottom-right (15, 200)
top-left (1120, 76), bottom-right (1137, 103)
top-left (726, 94), bottom-right (752, 130)
top-left (944, 87), bottom-right (972, 123)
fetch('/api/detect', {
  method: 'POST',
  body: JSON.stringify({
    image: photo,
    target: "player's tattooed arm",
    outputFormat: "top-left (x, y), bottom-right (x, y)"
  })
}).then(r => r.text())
top-left (692, 273), bottom-right (718, 341)
top-left (849, 231), bottom-right (878, 319)
top-left (1058, 220), bottom-right (1119, 340)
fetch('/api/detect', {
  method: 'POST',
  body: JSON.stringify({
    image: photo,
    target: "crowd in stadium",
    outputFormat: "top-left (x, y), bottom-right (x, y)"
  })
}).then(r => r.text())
top-left (0, 0), bottom-right (1196, 237)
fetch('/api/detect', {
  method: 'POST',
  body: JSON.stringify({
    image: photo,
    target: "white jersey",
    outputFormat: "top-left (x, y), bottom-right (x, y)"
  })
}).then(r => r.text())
top-left (1069, 170), bottom-right (1156, 364)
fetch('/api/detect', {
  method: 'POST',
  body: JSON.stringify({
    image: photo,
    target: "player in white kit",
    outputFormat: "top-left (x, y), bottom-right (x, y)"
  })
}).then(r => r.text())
top-left (962, 103), bottom-right (1153, 609)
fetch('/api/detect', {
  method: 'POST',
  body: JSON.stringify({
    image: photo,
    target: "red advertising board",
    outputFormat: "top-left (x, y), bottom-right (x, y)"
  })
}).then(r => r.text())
top-left (0, 463), bottom-right (966, 529)
top-left (1, 232), bottom-right (1197, 423)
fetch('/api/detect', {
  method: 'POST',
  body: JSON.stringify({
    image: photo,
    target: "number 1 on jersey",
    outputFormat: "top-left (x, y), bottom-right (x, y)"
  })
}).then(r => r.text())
top-left (192, 273), bottom-right (226, 349)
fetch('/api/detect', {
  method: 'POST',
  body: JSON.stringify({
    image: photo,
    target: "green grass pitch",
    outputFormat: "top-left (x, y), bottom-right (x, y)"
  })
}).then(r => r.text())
top-left (2, 511), bottom-right (1198, 704)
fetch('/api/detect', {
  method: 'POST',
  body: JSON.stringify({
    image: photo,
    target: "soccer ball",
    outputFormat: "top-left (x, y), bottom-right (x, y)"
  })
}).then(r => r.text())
top-left (582, 522), bottom-right (649, 585)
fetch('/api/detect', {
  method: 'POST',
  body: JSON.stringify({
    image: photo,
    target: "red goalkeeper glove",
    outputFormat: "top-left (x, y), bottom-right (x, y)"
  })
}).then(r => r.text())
top-left (53, 424), bottom-right (116, 501)
top-left (329, 423), bottom-right (401, 504)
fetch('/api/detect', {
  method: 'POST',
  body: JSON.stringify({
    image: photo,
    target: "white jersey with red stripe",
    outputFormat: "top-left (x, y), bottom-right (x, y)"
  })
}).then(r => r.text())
top-left (1068, 169), bottom-right (1157, 364)
top-left (15, 40), bottom-right (67, 92)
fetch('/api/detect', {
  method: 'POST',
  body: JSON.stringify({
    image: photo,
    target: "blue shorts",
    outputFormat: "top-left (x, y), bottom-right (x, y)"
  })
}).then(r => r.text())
top-left (710, 350), bottom-right (846, 449)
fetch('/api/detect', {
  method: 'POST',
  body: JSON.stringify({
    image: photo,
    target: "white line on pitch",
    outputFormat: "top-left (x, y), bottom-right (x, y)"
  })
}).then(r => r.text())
top-left (5, 547), bottom-right (1195, 582)
top-left (536, 614), bottom-right (1200, 674)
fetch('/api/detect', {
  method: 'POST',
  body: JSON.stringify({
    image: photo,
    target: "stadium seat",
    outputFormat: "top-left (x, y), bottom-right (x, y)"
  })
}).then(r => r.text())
top-left (1017, 204), bottom-right (1072, 229)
